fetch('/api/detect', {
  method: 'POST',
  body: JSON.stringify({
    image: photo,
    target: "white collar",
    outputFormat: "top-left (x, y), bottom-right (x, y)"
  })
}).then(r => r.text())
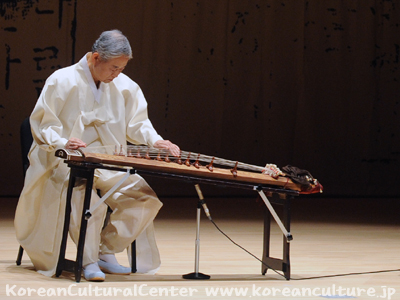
top-left (79, 53), bottom-right (103, 103)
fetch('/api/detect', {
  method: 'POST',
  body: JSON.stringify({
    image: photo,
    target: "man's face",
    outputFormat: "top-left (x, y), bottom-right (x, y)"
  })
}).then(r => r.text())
top-left (92, 53), bottom-right (129, 83)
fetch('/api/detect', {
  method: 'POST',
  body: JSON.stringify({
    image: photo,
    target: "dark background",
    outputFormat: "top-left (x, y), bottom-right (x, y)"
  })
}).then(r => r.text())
top-left (1, 0), bottom-right (399, 204)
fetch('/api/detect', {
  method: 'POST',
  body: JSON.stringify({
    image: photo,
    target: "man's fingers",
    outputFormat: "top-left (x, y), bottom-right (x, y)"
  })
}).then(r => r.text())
top-left (65, 138), bottom-right (86, 150)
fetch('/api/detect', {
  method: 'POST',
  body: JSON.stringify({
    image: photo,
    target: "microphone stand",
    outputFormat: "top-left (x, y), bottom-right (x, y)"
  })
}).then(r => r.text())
top-left (182, 184), bottom-right (211, 280)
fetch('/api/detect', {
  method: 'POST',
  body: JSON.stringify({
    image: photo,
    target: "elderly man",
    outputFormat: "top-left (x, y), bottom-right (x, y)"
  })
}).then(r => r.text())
top-left (15, 30), bottom-right (179, 281)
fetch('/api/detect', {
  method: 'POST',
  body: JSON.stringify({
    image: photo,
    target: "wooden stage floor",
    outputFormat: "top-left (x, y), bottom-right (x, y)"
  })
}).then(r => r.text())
top-left (0, 196), bottom-right (399, 299)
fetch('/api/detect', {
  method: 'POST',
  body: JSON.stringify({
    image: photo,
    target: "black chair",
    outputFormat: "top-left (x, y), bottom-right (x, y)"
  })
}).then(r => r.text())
top-left (16, 117), bottom-right (137, 276)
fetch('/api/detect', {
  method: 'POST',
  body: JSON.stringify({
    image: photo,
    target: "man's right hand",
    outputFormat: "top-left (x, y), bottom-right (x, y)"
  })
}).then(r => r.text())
top-left (65, 137), bottom-right (87, 150)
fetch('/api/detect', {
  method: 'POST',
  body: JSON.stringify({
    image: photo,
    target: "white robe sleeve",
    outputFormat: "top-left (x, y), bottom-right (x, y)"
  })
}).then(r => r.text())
top-left (30, 74), bottom-right (69, 151)
top-left (124, 83), bottom-right (163, 147)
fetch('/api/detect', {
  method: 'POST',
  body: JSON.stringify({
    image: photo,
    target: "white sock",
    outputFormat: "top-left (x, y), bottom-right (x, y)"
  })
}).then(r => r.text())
top-left (83, 262), bottom-right (101, 273)
top-left (99, 253), bottom-right (119, 265)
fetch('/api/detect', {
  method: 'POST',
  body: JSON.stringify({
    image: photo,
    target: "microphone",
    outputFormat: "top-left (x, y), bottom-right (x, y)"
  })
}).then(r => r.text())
top-left (194, 184), bottom-right (212, 220)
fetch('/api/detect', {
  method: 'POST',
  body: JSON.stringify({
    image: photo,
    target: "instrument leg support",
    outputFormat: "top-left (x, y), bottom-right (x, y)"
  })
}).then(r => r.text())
top-left (56, 164), bottom-right (95, 282)
top-left (259, 191), bottom-right (293, 280)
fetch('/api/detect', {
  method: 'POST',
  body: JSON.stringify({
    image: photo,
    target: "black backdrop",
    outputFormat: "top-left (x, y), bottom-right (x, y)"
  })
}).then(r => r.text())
top-left (1, 0), bottom-right (399, 198)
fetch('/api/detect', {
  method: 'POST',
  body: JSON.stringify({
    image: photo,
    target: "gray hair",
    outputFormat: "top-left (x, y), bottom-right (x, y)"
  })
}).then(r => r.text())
top-left (92, 30), bottom-right (132, 61)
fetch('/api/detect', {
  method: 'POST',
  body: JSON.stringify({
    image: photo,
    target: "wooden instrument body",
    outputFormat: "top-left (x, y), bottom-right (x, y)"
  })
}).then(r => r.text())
top-left (55, 149), bottom-right (302, 192)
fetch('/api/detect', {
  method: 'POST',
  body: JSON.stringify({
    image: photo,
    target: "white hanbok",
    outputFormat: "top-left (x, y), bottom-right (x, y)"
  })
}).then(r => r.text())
top-left (14, 54), bottom-right (164, 276)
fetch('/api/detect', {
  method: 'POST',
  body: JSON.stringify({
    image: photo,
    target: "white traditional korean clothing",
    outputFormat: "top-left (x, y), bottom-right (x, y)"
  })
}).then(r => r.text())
top-left (14, 54), bottom-right (164, 277)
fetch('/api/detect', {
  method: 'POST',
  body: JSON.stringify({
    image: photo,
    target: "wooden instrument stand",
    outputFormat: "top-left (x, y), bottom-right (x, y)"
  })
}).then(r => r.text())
top-left (55, 162), bottom-right (137, 282)
top-left (55, 159), bottom-right (298, 282)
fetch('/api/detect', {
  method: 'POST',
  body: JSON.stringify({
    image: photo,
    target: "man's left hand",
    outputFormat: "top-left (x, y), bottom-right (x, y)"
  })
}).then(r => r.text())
top-left (153, 140), bottom-right (180, 157)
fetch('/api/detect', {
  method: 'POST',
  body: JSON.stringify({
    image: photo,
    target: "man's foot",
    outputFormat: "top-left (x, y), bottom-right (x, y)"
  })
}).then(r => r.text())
top-left (83, 262), bottom-right (105, 282)
top-left (98, 254), bottom-right (131, 275)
